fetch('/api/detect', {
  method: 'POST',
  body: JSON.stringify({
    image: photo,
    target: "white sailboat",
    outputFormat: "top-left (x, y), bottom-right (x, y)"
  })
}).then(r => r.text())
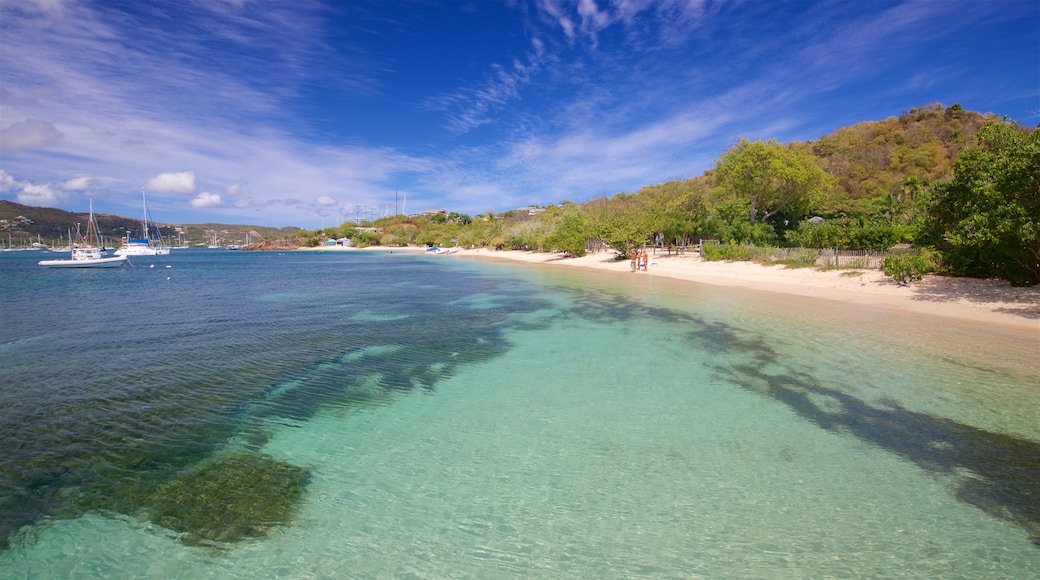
top-left (39, 200), bottom-right (128, 268)
top-left (114, 188), bottom-right (170, 256)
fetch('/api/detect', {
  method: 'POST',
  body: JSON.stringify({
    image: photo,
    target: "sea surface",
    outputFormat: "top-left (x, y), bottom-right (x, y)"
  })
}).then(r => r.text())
top-left (1, 248), bottom-right (1038, 578)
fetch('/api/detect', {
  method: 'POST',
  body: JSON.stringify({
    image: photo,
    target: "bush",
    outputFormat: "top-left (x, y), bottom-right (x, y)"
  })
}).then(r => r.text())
top-left (881, 250), bottom-right (937, 285)
top-left (786, 220), bottom-right (915, 251)
top-left (702, 241), bottom-right (752, 261)
top-left (769, 248), bottom-right (821, 268)
top-left (351, 230), bottom-right (381, 247)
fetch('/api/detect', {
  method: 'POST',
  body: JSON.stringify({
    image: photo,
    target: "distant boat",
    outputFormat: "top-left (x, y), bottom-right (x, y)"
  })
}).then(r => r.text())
top-left (39, 200), bottom-right (128, 268)
top-left (114, 189), bottom-right (170, 257)
top-left (207, 231), bottom-right (222, 249)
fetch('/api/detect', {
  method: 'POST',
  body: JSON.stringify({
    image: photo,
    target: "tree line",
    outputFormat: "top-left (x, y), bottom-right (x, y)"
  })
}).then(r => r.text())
top-left (303, 104), bottom-right (1038, 286)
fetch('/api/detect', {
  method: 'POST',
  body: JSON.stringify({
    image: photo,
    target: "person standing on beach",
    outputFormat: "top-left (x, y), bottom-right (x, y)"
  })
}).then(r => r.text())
top-left (630, 248), bottom-right (638, 271)
top-left (641, 250), bottom-right (649, 271)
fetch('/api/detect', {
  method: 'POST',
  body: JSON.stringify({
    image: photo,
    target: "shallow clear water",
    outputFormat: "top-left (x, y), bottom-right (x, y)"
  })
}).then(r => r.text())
top-left (1, 249), bottom-right (1037, 578)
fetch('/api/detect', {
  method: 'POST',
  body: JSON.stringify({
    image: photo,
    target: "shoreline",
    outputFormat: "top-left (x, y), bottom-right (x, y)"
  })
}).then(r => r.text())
top-left (362, 246), bottom-right (1039, 333)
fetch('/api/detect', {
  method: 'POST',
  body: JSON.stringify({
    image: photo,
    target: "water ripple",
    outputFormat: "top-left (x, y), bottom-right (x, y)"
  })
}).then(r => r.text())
top-left (0, 250), bottom-right (552, 548)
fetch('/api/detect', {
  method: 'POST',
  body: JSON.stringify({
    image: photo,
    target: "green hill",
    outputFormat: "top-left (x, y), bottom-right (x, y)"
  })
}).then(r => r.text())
top-left (0, 201), bottom-right (300, 248)
top-left (808, 103), bottom-right (992, 214)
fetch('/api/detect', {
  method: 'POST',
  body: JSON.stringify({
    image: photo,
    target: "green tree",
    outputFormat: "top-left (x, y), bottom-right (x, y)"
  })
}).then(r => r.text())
top-left (351, 230), bottom-right (381, 247)
top-left (703, 198), bottom-right (778, 245)
top-left (785, 220), bottom-right (848, 248)
top-left (639, 178), bottom-right (711, 247)
top-left (928, 118), bottom-right (1039, 285)
top-left (588, 194), bottom-right (652, 254)
top-left (543, 212), bottom-right (591, 256)
top-left (502, 219), bottom-right (550, 250)
top-left (713, 138), bottom-right (834, 228)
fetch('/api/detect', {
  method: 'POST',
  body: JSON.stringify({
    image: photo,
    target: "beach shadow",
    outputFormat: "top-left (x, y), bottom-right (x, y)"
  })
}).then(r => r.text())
top-left (545, 253), bottom-right (576, 262)
top-left (583, 252), bottom-right (624, 264)
top-left (909, 276), bottom-right (1040, 319)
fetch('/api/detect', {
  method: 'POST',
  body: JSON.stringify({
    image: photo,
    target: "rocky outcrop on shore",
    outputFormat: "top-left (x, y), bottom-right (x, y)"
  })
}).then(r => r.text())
top-left (243, 240), bottom-right (305, 251)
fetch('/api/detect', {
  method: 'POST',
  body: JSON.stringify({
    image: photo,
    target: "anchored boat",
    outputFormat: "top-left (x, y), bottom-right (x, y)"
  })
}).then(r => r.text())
top-left (39, 200), bottom-right (128, 268)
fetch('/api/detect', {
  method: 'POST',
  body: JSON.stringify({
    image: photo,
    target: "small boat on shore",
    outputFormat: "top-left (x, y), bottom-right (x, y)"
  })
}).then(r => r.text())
top-left (39, 200), bottom-right (128, 268)
top-left (427, 246), bottom-right (458, 254)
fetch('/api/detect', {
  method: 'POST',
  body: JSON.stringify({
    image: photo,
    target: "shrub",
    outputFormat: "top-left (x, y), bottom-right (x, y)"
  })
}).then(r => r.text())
top-left (702, 241), bottom-right (752, 261)
top-left (881, 249), bottom-right (937, 285)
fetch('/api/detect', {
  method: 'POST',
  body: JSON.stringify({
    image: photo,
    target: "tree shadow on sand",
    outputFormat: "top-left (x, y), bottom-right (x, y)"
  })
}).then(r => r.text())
top-left (909, 276), bottom-right (1040, 319)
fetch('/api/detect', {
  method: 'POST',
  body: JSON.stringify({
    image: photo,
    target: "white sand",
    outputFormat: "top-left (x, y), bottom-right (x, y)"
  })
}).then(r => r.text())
top-left (412, 247), bottom-right (1040, 333)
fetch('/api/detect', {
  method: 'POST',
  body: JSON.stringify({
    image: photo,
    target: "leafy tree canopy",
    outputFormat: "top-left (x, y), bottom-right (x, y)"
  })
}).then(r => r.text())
top-left (713, 138), bottom-right (835, 228)
top-left (543, 211), bottom-right (592, 256)
top-left (928, 118), bottom-right (1039, 285)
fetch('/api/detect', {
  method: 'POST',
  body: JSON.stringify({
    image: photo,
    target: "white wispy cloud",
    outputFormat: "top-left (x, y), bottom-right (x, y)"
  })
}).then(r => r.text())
top-left (60, 176), bottom-right (97, 191)
top-left (190, 192), bottom-right (222, 209)
top-left (425, 0), bottom-right (714, 138)
top-left (0, 170), bottom-right (68, 206)
top-left (144, 172), bottom-right (198, 195)
top-left (536, 0), bottom-right (711, 47)
top-left (425, 53), bottom-right (543, 136)
top-left (0, 170), bottom-right (16, 193)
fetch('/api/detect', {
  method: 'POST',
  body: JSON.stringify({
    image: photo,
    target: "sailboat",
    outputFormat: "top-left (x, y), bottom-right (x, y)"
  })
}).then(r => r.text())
top-left (114, 188), bottom-right (170, 256)
top-left (39, 200), bottom-right (128, 268)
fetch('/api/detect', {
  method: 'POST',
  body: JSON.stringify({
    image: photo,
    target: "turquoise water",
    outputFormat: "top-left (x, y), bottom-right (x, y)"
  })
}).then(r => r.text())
top-left (1, 249), bottom-right (1038, 578)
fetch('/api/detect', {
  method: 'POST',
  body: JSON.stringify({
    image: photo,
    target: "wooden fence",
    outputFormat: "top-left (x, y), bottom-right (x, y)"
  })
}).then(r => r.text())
top-left (698, 240), bottom-right (902, 269)
top-left (778, 247), bottom-right (889, 269)
top-left (591, 241), bottom-right (901, 270)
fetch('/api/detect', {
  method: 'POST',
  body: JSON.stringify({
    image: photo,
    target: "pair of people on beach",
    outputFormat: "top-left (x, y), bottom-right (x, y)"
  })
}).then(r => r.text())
top-left (630, 248), bottom-right (649, 272)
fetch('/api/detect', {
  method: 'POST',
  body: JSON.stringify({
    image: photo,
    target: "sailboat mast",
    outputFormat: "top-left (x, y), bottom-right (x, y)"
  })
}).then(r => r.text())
top-left (140, 187), bottom-right (148, 240)
top-left (87, 198), bottom-right (96, 246)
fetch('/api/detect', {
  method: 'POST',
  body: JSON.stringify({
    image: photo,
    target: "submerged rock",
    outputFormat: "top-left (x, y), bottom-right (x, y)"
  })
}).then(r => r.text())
top-left (147, 453), bottom-right (308, 544)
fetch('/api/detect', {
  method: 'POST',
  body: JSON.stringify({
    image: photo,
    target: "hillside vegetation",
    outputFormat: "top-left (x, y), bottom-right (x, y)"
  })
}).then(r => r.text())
top-left (305, 104), bottom-right (1038, 285)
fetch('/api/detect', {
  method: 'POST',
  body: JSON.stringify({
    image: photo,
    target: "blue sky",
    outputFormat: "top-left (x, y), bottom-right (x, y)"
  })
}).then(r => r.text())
top-left (1, 0), bottom-right (1037, 228)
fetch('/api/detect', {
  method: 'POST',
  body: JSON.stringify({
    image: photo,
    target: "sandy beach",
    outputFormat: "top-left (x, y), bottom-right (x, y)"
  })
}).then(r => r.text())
top-left (386, 246), bottom-right (1040, 334)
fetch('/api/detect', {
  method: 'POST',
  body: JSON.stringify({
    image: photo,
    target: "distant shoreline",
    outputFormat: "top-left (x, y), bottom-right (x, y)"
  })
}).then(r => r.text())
top-left (353, 245), bottom-right (1040, 334)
